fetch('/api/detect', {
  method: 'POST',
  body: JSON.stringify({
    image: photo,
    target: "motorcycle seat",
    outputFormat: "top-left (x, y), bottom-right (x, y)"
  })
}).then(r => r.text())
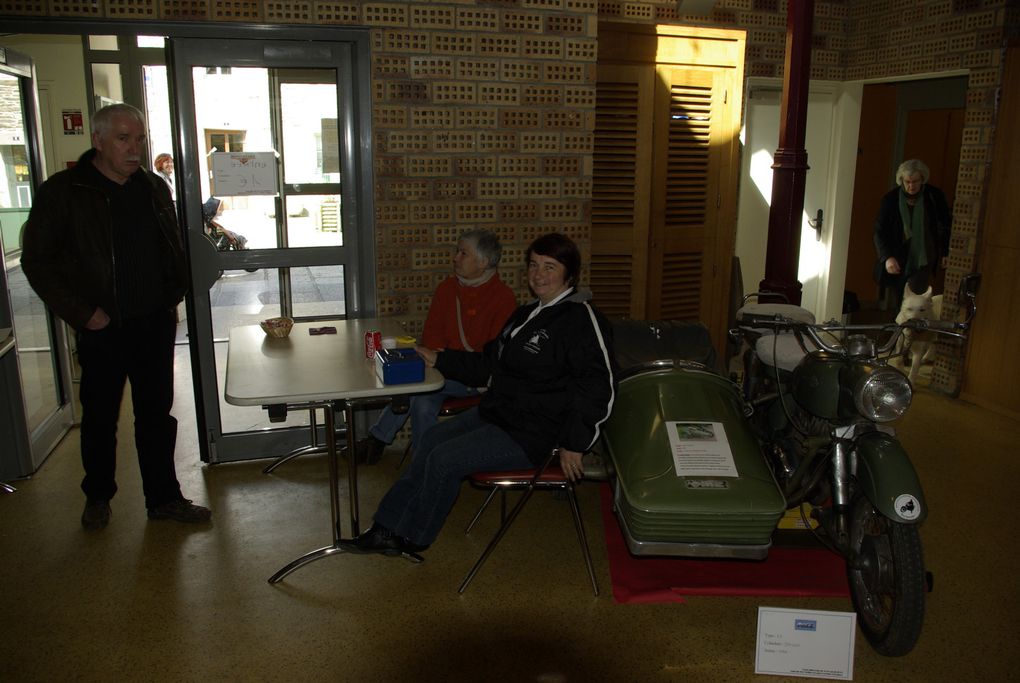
top-left (736, 304), bottom-right (816, 371)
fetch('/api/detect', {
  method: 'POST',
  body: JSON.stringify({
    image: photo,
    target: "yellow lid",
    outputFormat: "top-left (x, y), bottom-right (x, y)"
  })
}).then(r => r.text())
top-left (395, 335), bottom-right (417, 347)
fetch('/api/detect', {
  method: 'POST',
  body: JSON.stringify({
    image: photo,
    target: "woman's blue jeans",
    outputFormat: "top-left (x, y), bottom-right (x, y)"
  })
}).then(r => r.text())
top-left (372, 408), bottom-right (532, 547)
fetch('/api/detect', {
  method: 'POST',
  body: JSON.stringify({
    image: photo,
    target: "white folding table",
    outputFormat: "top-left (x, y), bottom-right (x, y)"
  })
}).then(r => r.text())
top-left (225, 319), bottom-right (444, 583)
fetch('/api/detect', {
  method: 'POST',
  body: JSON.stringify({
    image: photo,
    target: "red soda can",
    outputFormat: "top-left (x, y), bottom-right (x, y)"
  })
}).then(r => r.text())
top-left (364, 331), bottom-right (376, 359)
top-left (372, 331), bottom-right (383, 356)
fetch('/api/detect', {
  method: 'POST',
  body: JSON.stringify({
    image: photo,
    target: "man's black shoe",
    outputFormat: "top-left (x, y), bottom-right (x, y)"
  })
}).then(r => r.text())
top-left (81, 499), bottom-right (111, 530)
top-left (355, 435), bottom-right (386, 465)
top-left (147, 498), bottom-right (212, 523)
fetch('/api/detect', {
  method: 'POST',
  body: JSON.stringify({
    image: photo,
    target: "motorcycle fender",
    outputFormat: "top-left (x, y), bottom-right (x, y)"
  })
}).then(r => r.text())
top-left (852, 431), bottom-right (927, 524)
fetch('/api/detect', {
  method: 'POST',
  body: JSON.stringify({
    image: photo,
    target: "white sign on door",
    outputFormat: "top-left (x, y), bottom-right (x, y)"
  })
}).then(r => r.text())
top-left (210, 152), bottom-right (278, 196)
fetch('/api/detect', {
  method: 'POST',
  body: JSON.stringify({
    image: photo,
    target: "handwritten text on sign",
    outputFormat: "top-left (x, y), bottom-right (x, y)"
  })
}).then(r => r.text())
top-left (211, 152), bottom-right (278, 196)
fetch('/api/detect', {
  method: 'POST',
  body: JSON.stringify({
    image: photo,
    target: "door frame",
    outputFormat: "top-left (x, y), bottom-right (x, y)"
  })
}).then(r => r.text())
top-left (0, 48), bottom-right (76, 473)
top-left (169, 33), bottom-right (375, 463)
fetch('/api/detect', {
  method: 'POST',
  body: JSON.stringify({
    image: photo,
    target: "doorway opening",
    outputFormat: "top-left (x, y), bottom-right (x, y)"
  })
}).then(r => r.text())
top-left (844, 75), bottom-right (967, 322)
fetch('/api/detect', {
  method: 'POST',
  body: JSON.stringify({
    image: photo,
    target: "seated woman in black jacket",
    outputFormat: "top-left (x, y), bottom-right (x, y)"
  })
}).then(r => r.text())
top-left (347, 232), bottom-right (616, 557)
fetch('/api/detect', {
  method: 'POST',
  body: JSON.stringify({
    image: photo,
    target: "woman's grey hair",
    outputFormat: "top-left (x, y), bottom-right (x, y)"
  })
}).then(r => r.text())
top-left (459, 229), bottom-right (502, 269)
top-left (92, 103), bottom-right (147, 138)
top-left (896, 159), bottom-right (930, 187)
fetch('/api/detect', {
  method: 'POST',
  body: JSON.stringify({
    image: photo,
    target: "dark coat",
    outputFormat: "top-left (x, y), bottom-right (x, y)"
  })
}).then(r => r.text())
top-left (436, 290), bottom-right (617, 465)
top-left (872, 184), bottom-right (951, 285)
top-left (20, 149), bottom-right (188, 330)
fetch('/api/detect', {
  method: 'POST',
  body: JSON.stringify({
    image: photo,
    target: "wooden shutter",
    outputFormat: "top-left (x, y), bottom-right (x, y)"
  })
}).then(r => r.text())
top-left (648, 67), bottom-right (723, 326)
top-left (591, 64), bottom-right (653, 318)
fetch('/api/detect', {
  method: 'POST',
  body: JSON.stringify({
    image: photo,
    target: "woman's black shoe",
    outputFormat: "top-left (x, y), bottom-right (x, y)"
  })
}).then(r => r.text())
top-left (346, 523), bottom-right (409, 556)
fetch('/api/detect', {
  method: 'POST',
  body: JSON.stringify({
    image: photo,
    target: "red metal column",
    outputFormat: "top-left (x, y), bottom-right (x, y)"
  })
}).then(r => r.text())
top-left (758, 0), bottom-right (814, 305)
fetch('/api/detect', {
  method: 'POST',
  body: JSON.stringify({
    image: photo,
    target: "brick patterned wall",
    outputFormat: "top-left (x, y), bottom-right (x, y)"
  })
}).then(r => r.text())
top-left (367, 1), bottom-right (598, 337)
top-left (0, 0), bottom-right (1014, 389)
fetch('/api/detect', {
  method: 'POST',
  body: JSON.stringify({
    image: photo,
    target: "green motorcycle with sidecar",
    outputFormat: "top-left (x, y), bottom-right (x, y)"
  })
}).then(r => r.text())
top-left (600, 274), bottom-right (980, 657)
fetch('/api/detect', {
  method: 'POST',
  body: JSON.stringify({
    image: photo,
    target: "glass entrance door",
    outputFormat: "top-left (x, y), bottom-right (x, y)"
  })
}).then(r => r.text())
top-left (0, 49), bottom-right (75, 477)
top-left (169, 36), bottom-right (375, 463)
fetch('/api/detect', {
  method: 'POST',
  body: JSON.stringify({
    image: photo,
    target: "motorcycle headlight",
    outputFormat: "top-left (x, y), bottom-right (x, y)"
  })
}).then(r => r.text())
top-left (855, 366), bottom-right (912, 422)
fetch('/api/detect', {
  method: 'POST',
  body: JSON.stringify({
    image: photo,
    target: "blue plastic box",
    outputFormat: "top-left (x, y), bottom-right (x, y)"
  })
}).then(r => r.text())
top-left (374, 347), bottom-right (425, 385)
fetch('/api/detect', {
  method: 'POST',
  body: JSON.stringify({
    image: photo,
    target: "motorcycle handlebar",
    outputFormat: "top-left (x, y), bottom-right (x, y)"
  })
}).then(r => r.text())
top-left (902, 317), bottom-right (966, 333)
top-left (737, 314), bottom-right (970, 356)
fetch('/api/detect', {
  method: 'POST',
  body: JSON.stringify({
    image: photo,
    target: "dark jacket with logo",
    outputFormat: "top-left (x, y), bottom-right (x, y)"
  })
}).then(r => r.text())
top-left (21, 148), bottom-right (188, 330)
top-left (436, 289), bottom-right (617, 465)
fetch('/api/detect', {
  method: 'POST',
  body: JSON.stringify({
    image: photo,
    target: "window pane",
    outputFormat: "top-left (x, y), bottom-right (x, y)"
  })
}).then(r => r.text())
top-left (291, 265), bottom-right (346, 318)
top-left (7, 262), bottom-right (60, 431)
top-left (207, 265), bottom-right (346, 336)
top-left (192, 66), bottom-right (269, 201)
top-left (137, 36), bottom-right (165, 49)
top-left (88, 35), bottom-right (119, 51)
top-left (280, 82), bottom-right (339, 184)
top-left (212, 195), bottom-right (277, 249)
top-left (285, 194), bottom-right (343, 247)
top-left (143, 65), bottom-right (173, 183)
top-left (209, 267), bottom-right (281, 340)
top-left (91, 63), bottom-right (123, 109)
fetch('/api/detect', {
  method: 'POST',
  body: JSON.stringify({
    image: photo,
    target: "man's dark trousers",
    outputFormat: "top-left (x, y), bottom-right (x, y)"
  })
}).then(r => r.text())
top-left (77, 307), bottom-right (183, 509)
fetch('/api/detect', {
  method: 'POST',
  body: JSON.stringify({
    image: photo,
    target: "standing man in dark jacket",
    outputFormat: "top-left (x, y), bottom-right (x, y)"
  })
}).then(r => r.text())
top-left (873, 158), bottom-right (952, 307)
top-left (21, 103), bottom-right (211, 530)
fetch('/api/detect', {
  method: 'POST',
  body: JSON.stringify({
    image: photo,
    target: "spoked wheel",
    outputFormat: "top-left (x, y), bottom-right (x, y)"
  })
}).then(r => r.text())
top-left (846, 494), bottom-right (926, 656)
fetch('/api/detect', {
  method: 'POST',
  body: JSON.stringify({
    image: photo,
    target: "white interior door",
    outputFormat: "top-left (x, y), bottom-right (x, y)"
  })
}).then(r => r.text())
top-left (736, 81), bottom-right (837, 320)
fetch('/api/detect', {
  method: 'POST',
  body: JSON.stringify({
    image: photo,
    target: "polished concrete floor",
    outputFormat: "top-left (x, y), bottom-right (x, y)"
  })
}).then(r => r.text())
top-left (1, 369), bottom-right (1019, 681)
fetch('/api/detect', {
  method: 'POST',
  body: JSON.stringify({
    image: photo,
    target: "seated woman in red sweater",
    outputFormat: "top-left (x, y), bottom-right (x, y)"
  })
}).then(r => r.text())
top-left (356, 229), bottom-right (518, 464)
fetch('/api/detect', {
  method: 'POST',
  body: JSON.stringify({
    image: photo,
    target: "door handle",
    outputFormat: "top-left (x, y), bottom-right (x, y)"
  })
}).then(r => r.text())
top-left (807, 208), bottom-right (823, 241)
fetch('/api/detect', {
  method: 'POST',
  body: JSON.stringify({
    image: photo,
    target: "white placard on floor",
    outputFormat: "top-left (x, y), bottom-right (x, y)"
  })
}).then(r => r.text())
top-left (755, 606), bottom-right (856, 680)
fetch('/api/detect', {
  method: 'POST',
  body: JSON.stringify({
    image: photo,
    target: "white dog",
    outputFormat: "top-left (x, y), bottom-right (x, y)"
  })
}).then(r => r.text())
top-left (895, 283), bottom-right (942, 383)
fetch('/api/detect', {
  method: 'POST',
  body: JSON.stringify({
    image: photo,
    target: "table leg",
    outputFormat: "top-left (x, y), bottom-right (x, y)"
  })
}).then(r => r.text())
top-left (344, 401), bottom-right (360, 537)
top-left (267, 398), bottom-right (419, 584)
top-left (268, 400), bottom-right (347, 584)
top-left (262, 408), bottom-right (332, 474)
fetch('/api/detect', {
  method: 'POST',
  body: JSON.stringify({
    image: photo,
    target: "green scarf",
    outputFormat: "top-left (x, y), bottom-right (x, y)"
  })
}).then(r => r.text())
top-left (899, 188), bottom-right (927, 272)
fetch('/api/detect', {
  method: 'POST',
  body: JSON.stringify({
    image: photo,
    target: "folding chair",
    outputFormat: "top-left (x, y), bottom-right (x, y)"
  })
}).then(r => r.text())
top-left (458, 448), bottom-right (599, 596)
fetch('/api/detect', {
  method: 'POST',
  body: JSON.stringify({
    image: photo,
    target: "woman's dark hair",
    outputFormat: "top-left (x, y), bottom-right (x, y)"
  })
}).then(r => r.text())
top-left (526, 233), bottom-right (581, 287)
top-left (202, 197), bottom-right (222, 223)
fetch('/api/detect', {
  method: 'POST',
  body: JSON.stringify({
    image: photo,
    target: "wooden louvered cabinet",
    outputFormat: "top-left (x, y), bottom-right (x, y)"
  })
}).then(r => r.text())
top-left (591, 64), bottom-right (654, 319)
top-left (593, 26), bottom-right (744, 353)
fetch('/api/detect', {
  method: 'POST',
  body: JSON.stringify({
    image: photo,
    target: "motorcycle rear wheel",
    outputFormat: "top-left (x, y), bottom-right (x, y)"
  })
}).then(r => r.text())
top-left (846, 494), bottom-right (925, 656)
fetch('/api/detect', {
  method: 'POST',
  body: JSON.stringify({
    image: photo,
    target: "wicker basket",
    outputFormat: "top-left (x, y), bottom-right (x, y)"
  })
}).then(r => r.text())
top-left (260, 317), bottom-right (294, 338)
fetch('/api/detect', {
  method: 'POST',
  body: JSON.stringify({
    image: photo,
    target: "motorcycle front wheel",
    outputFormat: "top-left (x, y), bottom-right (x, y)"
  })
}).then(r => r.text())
top-left (846, 494), bottom-right (926, 656)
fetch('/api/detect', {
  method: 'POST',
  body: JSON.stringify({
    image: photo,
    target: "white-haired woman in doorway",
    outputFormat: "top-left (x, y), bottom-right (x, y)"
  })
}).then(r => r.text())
top-left (872, 158), bottom-right (952, 307)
